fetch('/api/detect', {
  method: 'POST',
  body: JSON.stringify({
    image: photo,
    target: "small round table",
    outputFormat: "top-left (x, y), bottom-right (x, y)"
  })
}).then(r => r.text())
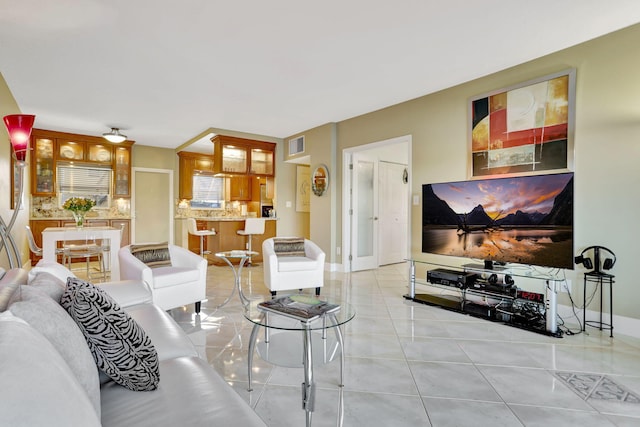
top-left (244, 297), bottom-right (355, 427)
top-left (214, 250), bottom-right (258, 307)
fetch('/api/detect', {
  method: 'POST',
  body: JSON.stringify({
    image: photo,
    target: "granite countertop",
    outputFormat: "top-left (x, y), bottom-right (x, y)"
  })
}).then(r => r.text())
top-left (30, 216), bottom-right (132, 220)
top-left (175, 216), bottom-right (278, 221)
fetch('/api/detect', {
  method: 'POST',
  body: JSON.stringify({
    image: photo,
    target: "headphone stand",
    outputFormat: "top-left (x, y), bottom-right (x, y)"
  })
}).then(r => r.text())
top-left (582, 270), bottom-right (615, 338)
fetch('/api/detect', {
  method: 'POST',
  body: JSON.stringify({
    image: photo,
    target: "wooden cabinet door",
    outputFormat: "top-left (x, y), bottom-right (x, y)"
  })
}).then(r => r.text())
top-left (229, 176), bottom-right (252, 201)
top-left (113, 146), bottom-right (131, 198)
top-left (31, 135), bottom-right (56, 196)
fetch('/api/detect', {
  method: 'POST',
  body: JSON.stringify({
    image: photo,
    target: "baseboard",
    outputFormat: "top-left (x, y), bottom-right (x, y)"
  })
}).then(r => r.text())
top-left (557, 303), bottom-right (640, 339)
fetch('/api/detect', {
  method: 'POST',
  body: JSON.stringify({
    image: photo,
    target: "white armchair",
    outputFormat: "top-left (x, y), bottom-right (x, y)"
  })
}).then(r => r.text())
top-left (118, 243), bottom-right (207, 313)
top-left (262, 237), bottom-right (325, 296)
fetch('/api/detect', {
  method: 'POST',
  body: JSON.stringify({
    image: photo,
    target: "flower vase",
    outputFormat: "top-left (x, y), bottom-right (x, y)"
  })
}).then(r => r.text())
top-left (72, 211), bottom-right (86, 228)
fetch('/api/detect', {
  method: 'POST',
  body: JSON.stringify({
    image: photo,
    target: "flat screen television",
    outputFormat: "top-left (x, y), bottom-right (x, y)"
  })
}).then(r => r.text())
top-left (422, 172), bottom-right (574, 270)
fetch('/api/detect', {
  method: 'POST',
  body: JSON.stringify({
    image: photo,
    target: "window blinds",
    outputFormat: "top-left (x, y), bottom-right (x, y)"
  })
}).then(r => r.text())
top-left (57, 165), bottom-right (112, 195)
top-left (191, 174), bottom-right (224, 208)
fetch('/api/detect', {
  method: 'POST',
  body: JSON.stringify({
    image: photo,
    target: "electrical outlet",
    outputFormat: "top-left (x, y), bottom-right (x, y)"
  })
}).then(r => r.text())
top-left (336, 247), bottom-right (341, 256)
top-left (560, 280), bottom-right (572, 294)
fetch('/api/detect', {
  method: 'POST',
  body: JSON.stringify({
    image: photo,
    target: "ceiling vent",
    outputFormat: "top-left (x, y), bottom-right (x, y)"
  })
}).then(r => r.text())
top-left (289, 136), bottom-right (305, 156)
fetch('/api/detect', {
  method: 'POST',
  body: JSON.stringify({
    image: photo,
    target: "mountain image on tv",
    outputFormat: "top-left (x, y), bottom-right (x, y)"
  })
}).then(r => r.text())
top-left (422, 172), bottom-right (574, 269)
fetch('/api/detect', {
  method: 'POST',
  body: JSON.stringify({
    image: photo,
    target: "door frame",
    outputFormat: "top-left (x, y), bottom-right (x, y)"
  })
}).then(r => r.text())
top-left (131, 167), bottom-right (174, 244)
top-left (341, 135), bottom-right (412, 272)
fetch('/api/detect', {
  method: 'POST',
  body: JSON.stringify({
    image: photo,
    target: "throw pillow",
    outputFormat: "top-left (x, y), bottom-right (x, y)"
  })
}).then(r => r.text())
top-left (60, 277), bottom-right (160, 391)
top-left (27, 271), bottom-right (66, 302)
top-left (10, 286), bottom-right (101, 416)
top-left (130, 242), bottom-right (172, 268)
top-left (273, 237), bottom-right (306, 257)
top-left (28, 260), bottom-right (76, 283)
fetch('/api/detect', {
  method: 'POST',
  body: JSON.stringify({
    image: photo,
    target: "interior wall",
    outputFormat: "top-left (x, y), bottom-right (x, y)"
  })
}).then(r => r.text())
top-left (0, 72), bottom-right (30, 269)
top-left (287, 23), bottom-right (640, 319)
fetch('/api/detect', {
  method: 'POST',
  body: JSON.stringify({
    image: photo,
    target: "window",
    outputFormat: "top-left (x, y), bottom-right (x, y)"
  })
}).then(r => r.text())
top-left (57, 164), bottom-right (112, 208)
top-left (191, 174), bottom-right (224, 209)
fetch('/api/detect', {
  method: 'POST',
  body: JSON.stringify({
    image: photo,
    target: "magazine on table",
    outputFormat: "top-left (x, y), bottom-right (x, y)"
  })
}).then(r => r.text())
top-left (258, 295), bottom-right (340, 322)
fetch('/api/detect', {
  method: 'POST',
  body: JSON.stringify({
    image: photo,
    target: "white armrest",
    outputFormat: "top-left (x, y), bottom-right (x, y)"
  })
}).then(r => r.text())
top-left (99, 280), bottom-right (153, 308)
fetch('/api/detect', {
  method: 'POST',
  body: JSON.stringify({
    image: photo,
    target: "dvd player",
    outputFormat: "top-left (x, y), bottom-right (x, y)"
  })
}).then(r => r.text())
top-left (427, 268), bottom-right (477, 289)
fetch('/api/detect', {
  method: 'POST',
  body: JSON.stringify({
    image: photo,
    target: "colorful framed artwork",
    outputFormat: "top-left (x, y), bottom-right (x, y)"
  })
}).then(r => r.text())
top-left (469, 69), bottom-right (576, 178)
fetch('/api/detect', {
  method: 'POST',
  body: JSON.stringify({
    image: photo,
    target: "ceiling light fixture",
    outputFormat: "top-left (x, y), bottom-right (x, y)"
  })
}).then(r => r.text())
top-left (102, 128), bottom-right (127, 143)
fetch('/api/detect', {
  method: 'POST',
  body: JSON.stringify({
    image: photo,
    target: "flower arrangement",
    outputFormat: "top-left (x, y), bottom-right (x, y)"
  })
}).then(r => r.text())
top-left (63, 197), bottom-right (95, 227)
top-left (62, 197), bottom-right (95, 212)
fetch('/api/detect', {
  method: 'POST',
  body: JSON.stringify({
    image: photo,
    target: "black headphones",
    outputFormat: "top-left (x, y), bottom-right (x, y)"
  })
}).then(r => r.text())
top-left (574, 246), bottom-right (616, 272)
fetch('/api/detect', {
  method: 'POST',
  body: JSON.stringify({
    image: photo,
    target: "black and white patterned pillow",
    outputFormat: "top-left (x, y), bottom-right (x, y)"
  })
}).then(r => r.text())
top-left (60, 277), bottom-right (160, 391)
top-left (273, 237), bottom-right (306, 257)
top-left (130, 242), bottom-right (172, 268)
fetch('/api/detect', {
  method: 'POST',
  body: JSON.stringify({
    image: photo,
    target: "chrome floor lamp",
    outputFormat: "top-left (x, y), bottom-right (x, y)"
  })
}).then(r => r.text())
top-left (0, 114), bottom-right (35, 268)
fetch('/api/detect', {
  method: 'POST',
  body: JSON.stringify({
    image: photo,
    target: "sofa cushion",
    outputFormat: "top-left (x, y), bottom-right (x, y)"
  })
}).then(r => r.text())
top-left (0, 311), bottom-right (101, 427)
top-left (130, 242), bottom-right (172, 268)
top-left (9, 286), bottom-right (101, 416)
top-left (29, 260), bottom-right (76, 283)
top-left (151, 266), bottom-right (200, 289)
top-left (27, 271), bottom-right (66, 301)
top-left (278, 256), bottom-right (319, 272)
top-left (125, 303), bottom-right (199, 360)
top-left (60, 277), bottom-right (160, 391)
top-left (273, 237), bottom-right (306, 257)
top-left (101, 356), bottom-right (267, 427)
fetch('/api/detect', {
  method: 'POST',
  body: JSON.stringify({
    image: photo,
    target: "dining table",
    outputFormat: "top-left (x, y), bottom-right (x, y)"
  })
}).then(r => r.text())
top-left (41, 226), bottom-right (122, 281)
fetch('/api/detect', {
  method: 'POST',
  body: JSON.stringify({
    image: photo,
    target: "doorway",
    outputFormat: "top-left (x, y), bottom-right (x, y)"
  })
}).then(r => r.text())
top-left (343, 135), bottom-right (411, 272)
top-left (132, 168), bottom-right (174, 244)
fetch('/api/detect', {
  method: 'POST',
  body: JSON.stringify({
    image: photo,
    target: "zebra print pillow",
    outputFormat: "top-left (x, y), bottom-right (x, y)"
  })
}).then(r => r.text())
top-left (130, 242), bottom-right (172, 268)
top-left (60, 277), bottom-right (160, 391)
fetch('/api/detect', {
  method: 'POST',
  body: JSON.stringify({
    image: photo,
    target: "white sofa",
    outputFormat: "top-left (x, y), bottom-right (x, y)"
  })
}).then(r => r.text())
top-left (118, 244), bottom-right (207, 313)
top-left (0, 262), bottom-right (266, 427)
top-left (262, 237), bottom-right (325, 296)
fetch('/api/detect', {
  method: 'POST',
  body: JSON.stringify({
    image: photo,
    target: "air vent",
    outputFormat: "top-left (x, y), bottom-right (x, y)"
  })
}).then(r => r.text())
top-left (289, 136), bottom-right (305, 156)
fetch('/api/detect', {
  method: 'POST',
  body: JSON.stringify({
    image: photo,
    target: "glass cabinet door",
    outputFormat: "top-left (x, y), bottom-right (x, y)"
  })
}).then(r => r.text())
top-left (32, 137), bottom-right (55, 195)
top-left (87, 143), bottom-right (113, 164)
top-left (221, 145), bottom-right (248, 173)
top-left (114, 146), bottom-right (131, 197)
top-left (249, 148), bottom-right (274, 175)
top-left (58, 140), bottom-right (85, 160)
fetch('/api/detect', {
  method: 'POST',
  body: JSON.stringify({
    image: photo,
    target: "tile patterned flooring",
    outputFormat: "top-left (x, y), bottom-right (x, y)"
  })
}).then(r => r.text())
top-left (162, 262), bottom-right (640, 426)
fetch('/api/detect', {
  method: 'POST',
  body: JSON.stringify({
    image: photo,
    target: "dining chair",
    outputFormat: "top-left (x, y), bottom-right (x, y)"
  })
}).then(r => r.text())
top-left (25, 225), bottom-right (67, 262)
top-left (62, 231), bottom-right (107, 282)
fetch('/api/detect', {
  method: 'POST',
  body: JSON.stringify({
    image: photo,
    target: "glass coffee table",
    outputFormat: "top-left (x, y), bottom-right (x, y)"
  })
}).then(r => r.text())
top-left (244, 296), bottom-right (355, 427)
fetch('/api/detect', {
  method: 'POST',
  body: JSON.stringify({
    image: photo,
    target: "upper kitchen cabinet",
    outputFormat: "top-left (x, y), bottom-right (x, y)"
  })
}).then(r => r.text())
top-left (29, 128), bottom-right (134, 198)
top-left (178, 151), bottom-right (216, 200)
top-left (211, 135), bottom-right (275, 177)
top-left (31, 132), bottom-right (55, 196)
top-left (113, 145), bottom-right (132, 198)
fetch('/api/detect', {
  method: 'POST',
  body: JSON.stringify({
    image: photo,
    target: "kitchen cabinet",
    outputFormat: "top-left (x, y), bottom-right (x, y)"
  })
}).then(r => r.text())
top-left (178, 152), bottom-right (216, 200)
top-left (31, 133), bottom-right (56, 196)
top-left (113, 145), bottom-right (131, 198)
top-left (29, 129), bottom-right (134, 199)
top-left (28, 219), bottom-right (130, 265)
top-left (229, 176), bottom-right (252, 201)
top-left (211, 135), bottom-right (276, 177)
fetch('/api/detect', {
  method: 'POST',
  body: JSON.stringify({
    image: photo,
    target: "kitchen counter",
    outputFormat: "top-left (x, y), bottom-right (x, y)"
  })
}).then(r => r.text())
top-left (175, 216), bottom-right (277, 221)
top-left (175, 217), bottom-right (276, 264)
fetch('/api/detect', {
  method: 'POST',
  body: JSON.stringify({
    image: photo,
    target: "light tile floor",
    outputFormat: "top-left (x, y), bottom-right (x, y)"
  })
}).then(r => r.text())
top-left (137, 262), bottom-right (640, 426)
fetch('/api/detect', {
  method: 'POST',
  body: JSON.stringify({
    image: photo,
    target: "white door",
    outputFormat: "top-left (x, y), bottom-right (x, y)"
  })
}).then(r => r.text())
top-left (351, 152), bottom-right (379, 271)
top-left (132, 168), bottom-right (174, 244)
top-left (378, 162), bottom-right (408, 265)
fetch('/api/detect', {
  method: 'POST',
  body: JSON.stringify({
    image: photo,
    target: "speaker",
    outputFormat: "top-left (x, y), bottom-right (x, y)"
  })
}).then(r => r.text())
top-left (574, 246), bottom-right (616, 273)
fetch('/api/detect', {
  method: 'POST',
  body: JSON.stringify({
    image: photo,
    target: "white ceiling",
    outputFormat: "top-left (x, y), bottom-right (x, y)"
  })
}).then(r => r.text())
top-left (1, 1), bottom-right (640, 151)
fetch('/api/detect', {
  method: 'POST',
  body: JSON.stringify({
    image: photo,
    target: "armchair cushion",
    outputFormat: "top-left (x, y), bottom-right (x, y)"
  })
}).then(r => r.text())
top-left (60, 278), bottom-right (160, 392)
top-left (273, 237), bottom-right (306, 257)
top-left (152, 267), bottom-right (201, 289)
top-left (130, 242), bottom-right (172, 268)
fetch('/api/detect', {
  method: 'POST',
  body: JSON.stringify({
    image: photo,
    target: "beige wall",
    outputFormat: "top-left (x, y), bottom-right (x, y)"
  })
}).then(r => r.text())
top-left (285, 23), bottom-right (640, 319)
top-left (0, 73), bottom-right (30, 269)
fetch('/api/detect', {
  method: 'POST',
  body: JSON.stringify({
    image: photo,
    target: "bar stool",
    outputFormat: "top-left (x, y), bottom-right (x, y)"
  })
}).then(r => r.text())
top-left (187, 218), bottom-right (216, 258)
top-left (237, 218), bottom-right (265, 265)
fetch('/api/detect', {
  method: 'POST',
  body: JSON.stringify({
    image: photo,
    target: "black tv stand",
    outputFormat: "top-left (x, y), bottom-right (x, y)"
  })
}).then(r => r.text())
top-left (404, 259), bottom-right (564, 337)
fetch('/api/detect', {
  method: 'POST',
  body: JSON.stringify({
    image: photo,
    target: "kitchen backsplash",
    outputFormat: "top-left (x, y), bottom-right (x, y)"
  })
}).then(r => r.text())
top-left (31, 196), bottom-right (131, 219)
